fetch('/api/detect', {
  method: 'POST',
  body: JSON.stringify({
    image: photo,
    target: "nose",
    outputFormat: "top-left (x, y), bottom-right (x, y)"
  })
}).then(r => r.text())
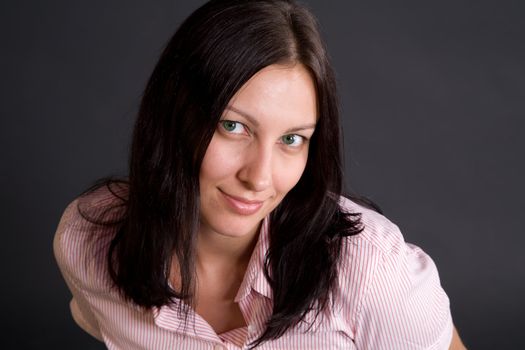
top-left (237, 143), bottom-right (273, 192)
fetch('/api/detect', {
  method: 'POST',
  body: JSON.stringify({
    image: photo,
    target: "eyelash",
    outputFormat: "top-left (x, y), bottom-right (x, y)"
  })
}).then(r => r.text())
top-left (218, 120), bottom-right (307, 148)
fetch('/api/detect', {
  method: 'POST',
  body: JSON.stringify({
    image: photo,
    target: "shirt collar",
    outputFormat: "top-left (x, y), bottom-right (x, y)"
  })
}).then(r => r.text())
top-left (153, 217), bottom-right (272, 337)
top-left (152, 301), bottom-right (221, 343)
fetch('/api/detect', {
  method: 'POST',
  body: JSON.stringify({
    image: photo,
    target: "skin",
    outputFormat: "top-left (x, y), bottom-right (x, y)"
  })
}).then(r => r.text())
top-left (450, 326), bottom-right (467, 349)
top-left (196, 63), bottom-right (317, 333)
top-left (191, 63), bottom-right (468, 347)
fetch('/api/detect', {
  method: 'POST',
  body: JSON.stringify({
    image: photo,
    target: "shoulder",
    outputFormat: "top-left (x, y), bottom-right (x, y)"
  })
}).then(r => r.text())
top-left (336, 196), bottom-right (453, 349)
top-left (338, 195), bottom-right (410, 256)
top-left (53, 183), bottom-right (127, 290)
top-left (335, 196), bottom-right (406, 323)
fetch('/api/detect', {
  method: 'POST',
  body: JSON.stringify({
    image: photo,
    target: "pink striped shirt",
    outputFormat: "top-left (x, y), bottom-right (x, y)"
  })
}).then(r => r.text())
top-left (53, 188), bottom-right (453, 349)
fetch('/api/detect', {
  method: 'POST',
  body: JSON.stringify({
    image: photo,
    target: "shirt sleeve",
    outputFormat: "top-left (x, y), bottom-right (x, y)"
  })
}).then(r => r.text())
top-left (353, 241), bottom-right (453, 350)
top-left (53, 199), bottom-right (104, 342)
top-left (68, 281), bottom-right (104, 341)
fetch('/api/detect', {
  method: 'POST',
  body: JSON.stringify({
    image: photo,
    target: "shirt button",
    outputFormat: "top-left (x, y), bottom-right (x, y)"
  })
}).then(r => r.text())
top-left (248, 325), bottom-right (256, 333)
top-left (214, 345), bottom-right (226, 350)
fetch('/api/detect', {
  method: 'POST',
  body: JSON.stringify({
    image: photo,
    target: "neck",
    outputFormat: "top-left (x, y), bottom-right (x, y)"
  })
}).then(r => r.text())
top-left (194, 223), bottom-right (261, 301)
top-left (196, 229), bottom-right (259, 268)
top-left (196, 223), bottom-right (261, 270)
top-left (169, 222), bottom-right (262, 297)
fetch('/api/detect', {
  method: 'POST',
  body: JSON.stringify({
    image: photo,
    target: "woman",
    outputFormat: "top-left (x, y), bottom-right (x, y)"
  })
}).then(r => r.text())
top-left (54, 0), bottom-right (466, 348)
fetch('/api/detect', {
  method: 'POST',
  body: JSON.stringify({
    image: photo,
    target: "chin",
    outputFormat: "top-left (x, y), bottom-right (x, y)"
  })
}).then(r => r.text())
top-left (212, 218), bottom-right (263, 238)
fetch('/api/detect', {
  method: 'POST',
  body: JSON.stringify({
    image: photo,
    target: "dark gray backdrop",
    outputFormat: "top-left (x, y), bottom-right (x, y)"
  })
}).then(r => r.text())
top-left (2, 1), bottom-right (524, 349)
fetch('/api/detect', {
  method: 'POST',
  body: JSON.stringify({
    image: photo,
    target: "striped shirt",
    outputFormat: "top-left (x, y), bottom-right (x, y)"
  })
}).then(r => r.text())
top-left (53, 188), bottom-right (453, 349)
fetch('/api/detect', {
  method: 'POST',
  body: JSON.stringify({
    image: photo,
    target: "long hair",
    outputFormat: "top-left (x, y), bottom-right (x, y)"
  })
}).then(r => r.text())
top-left (79, 0), bottom-right (374, 347)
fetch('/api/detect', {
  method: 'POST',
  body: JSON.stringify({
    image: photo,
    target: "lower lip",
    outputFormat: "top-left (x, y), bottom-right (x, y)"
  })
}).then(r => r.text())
top-left (220, 191), bottom-right (264, 216)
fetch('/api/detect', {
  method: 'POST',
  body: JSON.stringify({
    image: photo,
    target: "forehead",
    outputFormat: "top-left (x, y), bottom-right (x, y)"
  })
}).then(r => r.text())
top-left (226, 64), bottom-right (318, 129)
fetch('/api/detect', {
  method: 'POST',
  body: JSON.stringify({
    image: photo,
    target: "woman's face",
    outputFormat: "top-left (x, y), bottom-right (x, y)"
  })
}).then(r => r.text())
top-left (199, 64), bottom-right (317, 239)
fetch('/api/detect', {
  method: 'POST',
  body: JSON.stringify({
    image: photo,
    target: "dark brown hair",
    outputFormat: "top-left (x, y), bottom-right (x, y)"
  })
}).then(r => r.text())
top-left (80, 0), bottom-right (375, 347)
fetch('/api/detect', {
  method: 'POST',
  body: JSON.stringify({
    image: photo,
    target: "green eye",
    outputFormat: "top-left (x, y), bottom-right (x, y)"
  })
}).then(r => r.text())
top-left (282, 135), bottom-right (296, 145)
top-left (281, 134), bottom-right (304, 147)
top-left (222, 120), bottom-right (237, 132)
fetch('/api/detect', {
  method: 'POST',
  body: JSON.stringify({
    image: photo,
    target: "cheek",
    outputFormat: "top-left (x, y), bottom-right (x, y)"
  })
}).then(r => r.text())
top-left (273, 153), bottom-right (309, 195)
top-left (199, 135), bottom-right (242, 185)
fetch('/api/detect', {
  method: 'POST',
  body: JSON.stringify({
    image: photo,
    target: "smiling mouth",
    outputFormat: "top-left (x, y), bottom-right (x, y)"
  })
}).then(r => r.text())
top-left (219, 190), bottom-right (264, 216)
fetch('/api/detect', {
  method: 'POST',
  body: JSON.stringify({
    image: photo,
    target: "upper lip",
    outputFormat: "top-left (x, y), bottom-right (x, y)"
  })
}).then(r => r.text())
top-left (220, 190), bottom-right (265, 204)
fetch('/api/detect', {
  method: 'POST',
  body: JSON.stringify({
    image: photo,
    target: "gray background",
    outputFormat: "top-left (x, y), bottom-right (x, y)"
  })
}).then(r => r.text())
top-left (2, 0), bottom-right (524, 349)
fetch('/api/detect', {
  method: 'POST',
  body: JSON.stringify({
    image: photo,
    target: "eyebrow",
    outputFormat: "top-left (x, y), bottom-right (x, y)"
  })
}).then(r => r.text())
top-left (225, 105), bottom-right (317, 133)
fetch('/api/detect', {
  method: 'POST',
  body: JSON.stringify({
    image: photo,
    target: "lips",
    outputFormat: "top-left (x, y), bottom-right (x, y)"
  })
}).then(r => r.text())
top-left (219, 190), bottom-right (264, 216)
